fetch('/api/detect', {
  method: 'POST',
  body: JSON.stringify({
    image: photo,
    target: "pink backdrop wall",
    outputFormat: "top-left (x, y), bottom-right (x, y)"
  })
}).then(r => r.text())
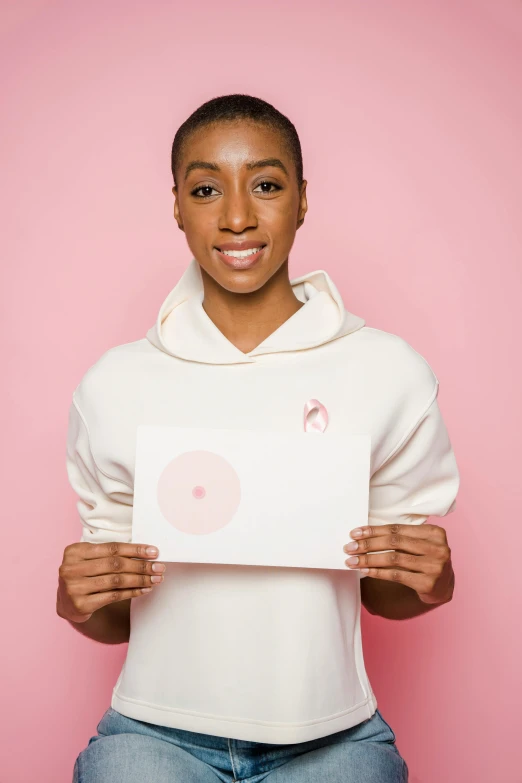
top-left (2, 2), bottom-right (521, 781)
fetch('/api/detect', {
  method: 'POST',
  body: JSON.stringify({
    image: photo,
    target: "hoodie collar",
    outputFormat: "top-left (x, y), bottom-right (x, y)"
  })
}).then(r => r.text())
top-left (146, 258), bottom-right (365, 365)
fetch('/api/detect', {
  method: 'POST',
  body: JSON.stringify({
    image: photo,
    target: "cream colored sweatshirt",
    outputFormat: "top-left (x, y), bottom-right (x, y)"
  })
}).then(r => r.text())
top-left (66, 258), bottom-right (459, 744)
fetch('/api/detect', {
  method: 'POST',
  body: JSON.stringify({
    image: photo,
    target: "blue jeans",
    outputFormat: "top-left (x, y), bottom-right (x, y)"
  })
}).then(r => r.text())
top-left (73, 706), bottom-right (408, 782)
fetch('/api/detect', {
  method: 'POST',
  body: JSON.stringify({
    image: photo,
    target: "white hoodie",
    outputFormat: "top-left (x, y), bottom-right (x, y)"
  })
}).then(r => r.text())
top-left (66, 258), bottom-right (459, 744)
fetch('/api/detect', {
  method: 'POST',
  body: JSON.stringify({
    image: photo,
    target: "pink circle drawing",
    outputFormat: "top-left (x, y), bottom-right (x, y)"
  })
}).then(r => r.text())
top-left (157, 450), bottom-right (241, 535)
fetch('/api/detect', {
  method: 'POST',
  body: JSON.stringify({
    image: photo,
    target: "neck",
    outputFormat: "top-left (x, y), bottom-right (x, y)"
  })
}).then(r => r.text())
top-left (200, 259), bottom-right (305, 354)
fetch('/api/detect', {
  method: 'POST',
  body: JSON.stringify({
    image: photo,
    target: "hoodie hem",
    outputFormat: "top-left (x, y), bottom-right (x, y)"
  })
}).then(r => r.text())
top-left (111, 689), bottom-right (378, 744)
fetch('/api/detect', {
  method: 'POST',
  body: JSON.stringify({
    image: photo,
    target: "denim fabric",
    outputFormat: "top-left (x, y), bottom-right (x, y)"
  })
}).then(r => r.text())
top-left (73, 706), bottom-right (408, 782)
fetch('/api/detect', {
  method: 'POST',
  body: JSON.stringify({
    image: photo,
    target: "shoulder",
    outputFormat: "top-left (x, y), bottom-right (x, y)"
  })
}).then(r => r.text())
top-left (354, 324), bottom-right (438, 394)
top-left (344, 325), bottom-right (444, 470)
top-left (344, 325), bottom-right (440, 432)
top-left (72, 337), bottom-right (155, 417)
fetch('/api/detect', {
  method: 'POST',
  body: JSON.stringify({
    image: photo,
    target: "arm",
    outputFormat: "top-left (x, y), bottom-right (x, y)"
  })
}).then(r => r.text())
top-left (62, 395), bottom-right (134, 646)
top-left (61, 396), bottom-right (165, 642)
top-left (65, 599), bottom-right (131, 644)
top-left (360, 553), bottom-right (455, 619)
top-left (346, 385), bottom-right (459, 619)
top-left (361, 578), bottom-right (428, 619)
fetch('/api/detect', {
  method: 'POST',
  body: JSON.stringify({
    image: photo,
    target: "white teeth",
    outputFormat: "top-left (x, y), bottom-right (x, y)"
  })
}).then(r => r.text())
top-left (220, 247), bottom-right (262, 258)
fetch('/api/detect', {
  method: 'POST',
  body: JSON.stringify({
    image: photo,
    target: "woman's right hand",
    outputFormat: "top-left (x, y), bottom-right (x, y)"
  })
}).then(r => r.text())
top-left (56, 542), bottom-right (166, 623)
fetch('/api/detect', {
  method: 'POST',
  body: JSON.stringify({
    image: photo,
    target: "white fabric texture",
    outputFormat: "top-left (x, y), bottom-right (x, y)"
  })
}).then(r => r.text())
top-left (66, 258), bottom-right (459, 744)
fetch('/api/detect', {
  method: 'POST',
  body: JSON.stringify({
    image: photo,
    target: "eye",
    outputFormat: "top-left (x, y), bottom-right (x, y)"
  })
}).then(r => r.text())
top-left (253, 180), bottom-right (282, 195)
top-left (191, 185), bottom-right (220, 198)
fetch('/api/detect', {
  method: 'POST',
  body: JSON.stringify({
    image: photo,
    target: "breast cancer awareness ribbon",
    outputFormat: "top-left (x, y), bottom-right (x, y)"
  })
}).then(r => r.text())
top-left (303, 399), bottom-right (329, 433)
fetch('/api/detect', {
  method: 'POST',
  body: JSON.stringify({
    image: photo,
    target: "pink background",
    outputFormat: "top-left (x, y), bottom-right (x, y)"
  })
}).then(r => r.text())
top-left (2, 1), bottom-right (521, 781)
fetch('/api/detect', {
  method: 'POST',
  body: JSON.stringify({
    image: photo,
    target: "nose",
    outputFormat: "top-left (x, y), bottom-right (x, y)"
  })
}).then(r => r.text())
top-left (218, 187), bottom-right (257, 233)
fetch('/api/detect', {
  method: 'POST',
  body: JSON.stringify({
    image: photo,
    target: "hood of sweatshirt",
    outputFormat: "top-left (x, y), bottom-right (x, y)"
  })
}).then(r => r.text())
top-left (146, 258), bottom-right (366, 365)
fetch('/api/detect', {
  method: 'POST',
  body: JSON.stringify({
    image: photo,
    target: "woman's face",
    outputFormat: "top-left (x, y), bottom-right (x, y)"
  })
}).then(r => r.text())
top-left (172, 120), bottom-right (307, 294)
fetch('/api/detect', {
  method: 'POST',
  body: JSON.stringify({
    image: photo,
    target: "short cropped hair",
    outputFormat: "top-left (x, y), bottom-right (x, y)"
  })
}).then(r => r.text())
top-left (171, 94), bottom-right (303, 189)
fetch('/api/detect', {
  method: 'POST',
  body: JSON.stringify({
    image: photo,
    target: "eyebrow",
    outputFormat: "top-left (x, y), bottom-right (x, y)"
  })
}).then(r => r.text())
top-left (184, 160), bottom-right (220, 180)
top-left (246, 158), bottom-right (289, 176)
top-left (184, 157), bottom-right (289, 181)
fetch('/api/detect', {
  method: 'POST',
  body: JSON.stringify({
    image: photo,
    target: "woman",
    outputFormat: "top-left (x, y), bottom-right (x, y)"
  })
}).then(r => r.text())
top-left (58, 94), bottom-right (459, 782)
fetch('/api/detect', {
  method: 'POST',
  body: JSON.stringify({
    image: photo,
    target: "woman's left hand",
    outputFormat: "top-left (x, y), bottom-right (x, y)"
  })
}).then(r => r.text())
top-left (343, 523), bottom-right (454, 605)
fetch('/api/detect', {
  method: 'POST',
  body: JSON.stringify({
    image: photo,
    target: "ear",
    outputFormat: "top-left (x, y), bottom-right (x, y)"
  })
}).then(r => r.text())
top-left (172, 185), bottom-right (184, 232)
top-left (296, 180), bottom-right (308, 230)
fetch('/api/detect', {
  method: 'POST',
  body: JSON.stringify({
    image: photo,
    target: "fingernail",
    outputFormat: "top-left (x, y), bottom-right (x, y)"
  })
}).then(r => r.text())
top-left (152, 563), bottom-right (165, 572)
top-left (146, 547), bottom-right (159, 556)
top-left (347, 556), bottom-right (359, 565)
top-left (151, 575), bottom-right (163, 583)
top-left (344, 542), bottom-right (358, 552)
top-left (351, 529), bottom-right (363, 538)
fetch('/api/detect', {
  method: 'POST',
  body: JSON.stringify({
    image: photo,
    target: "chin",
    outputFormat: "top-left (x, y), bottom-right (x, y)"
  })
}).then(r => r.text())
top-left (215, 267), bottom-right (270, 295)
top-left (198, 253), bottom-right (277, 294)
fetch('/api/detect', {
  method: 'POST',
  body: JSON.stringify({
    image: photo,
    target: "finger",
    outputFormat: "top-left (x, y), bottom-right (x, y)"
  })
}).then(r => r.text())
top-left (67, 554), bottom-right (166, 579)
top-left (345, 532), bottom-right (434, 557)
top-left (350, 523), bottom-right (446, 545)
top-left (77, 570), bottom-right (165, 596)
top-left (67, 542), bottom-right (160, 562)
top-left (345, 550), bottom-right (428, 573)
top-left (356, 567), bottom-right (435, 593)
top-left (80, 586), bottom-right (157, 615)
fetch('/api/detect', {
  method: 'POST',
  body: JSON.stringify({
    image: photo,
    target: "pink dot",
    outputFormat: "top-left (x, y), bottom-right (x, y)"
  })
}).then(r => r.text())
top-left (157, 450), bottom-right (241, 535)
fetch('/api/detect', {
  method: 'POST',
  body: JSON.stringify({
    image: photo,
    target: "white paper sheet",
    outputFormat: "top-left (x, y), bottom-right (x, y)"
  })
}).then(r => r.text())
top-left (131, 425), bottom-right (370, 570)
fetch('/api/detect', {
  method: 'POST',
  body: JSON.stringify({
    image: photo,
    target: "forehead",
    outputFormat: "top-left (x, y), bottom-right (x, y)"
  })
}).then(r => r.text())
top-left (179, 120), bottom-right (293, 171)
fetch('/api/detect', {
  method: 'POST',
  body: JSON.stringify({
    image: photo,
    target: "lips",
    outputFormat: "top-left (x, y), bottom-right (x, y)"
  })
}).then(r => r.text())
top-left (214, 243), bottom-right (266, 269)
top-left (215, 240), bottom-right (266, 251)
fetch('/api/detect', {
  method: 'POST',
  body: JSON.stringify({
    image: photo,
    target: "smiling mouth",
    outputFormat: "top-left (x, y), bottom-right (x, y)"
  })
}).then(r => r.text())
top-left (215, 245), bottom-right (266, 259)
top-left (214, 244), bottom-right (266, 269)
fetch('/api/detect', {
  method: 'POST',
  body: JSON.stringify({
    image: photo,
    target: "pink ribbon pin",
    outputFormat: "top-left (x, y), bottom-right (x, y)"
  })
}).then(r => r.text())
top-left (303, 399), bottom-right (329, 433)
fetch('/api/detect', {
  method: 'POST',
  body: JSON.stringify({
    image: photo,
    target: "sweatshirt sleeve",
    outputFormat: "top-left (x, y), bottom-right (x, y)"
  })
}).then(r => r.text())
top-left (363, 384), bottom-right (460, 575)
top-left (66, 395), bottom-right (134, 544)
